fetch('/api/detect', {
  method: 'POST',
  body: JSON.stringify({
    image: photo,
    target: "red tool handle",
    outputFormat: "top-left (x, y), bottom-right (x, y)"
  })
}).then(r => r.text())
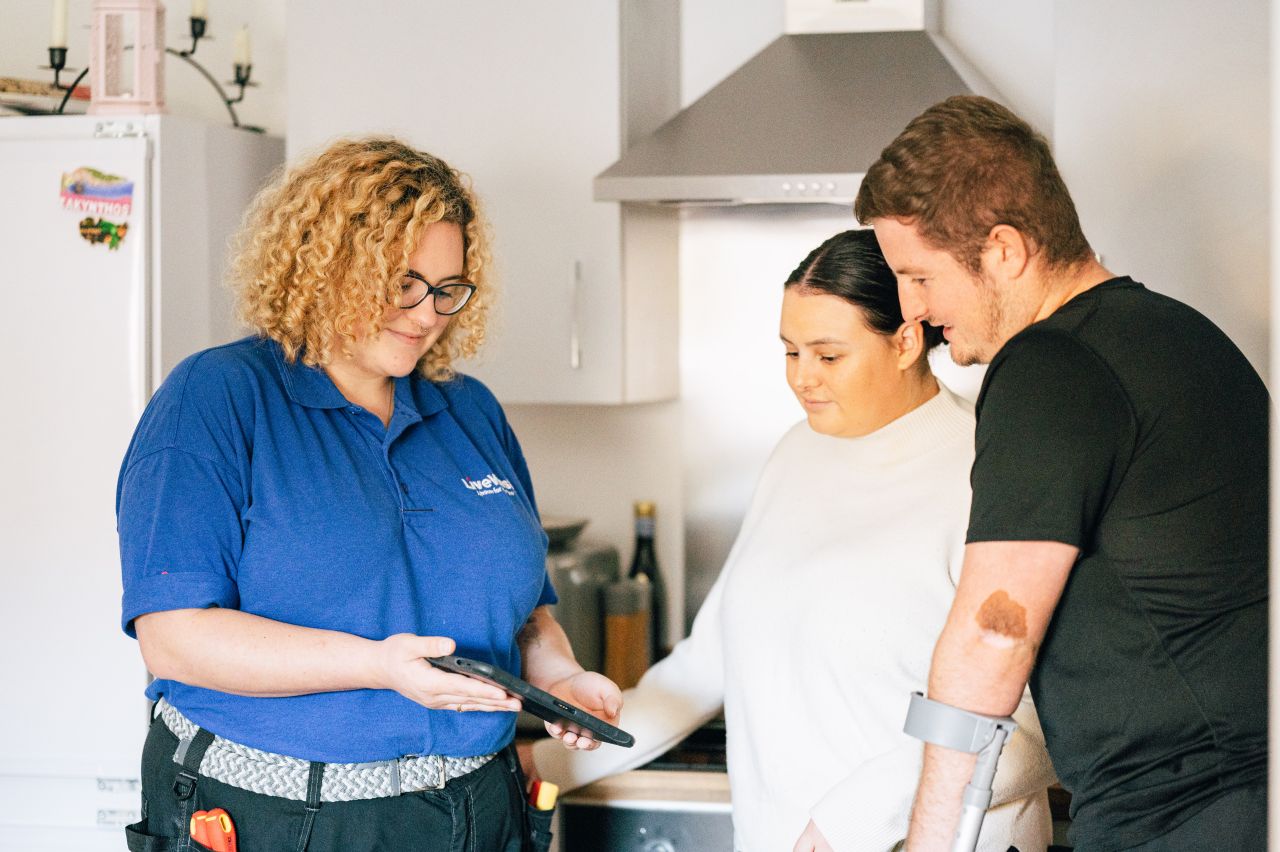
top-left (188, 807), bottom-right (236, 852)
top-left (190, 810), bottom-right (209, 846)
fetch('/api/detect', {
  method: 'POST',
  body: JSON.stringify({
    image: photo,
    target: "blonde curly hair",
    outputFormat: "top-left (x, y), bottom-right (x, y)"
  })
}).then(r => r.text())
top-left (232, 137), bottom-right (493, 381)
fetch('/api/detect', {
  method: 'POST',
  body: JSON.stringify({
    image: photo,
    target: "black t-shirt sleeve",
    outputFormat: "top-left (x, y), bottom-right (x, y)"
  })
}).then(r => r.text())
top-left (967, 330), bottom-right (1134, 548)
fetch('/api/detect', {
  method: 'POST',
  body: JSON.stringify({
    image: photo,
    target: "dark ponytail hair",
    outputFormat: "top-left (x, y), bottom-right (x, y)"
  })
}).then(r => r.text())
top-left (784, 229), bottom-right (945, 352)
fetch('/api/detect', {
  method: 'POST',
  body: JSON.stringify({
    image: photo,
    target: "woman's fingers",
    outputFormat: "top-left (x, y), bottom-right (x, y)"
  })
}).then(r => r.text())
top-left (436, 697), bottom-right (519, 712)
top-left (536, 672), bottom-right (620, 749)
top-left (379, 635), bottom-right (521, 710)
top-left (439, 691), bottom-right (520, 709)
top-left (543, 720), bottom-right (602, 750)
top-left (423, 665), bottom-right (512, 703)
top-left (413, 635), bottom-right (456, 658)
top-left (427, 676), bottom-right (520, 710)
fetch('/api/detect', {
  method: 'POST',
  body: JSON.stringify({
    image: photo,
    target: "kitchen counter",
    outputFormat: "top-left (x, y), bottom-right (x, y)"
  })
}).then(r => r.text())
top-left (561, 768), bottom-right (730, 808)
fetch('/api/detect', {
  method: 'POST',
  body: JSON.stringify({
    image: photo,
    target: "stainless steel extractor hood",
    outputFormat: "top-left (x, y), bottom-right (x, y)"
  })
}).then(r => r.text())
top-left (594, 29), bottom-right (989, 205)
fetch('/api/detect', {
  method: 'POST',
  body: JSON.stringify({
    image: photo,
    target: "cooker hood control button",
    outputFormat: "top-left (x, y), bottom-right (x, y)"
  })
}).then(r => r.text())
top-left (640, 841), bottom-right (676, 852)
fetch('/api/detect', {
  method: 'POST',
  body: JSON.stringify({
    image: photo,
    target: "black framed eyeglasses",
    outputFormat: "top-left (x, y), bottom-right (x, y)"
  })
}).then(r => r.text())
top-left (395, 270), bottom-right (476, 316)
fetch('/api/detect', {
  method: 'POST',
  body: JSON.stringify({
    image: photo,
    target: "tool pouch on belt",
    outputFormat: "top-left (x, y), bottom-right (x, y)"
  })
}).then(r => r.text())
top-left (524, 804), bottom-right (555, 852)
top-left (124, 827), bottom-right (218, 852)
top-left (125, 725), bottom-right (217, 852)
top-left (502, 744), bottom-right (555, 852)
top-left (124, 824), bottom-right (170, 852)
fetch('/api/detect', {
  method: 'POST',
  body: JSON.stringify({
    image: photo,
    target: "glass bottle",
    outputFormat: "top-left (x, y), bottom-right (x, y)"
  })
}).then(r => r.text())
top-left (628, 500), bottom-right (666, 662)
top-left (604, 578), bottom-right (650, 690)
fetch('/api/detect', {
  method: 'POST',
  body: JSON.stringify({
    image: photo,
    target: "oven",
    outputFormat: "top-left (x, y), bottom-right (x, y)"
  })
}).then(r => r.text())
top-left (559, 719), bottom-right (733, 852)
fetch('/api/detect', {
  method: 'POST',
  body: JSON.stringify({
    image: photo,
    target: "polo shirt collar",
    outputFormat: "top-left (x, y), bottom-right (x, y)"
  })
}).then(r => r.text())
top-left (272, 341), bottom-right (348, 409)
top-left (270, 338), bottom-right (450, 419)
top-left (406, 374), bottom-right (448, 418)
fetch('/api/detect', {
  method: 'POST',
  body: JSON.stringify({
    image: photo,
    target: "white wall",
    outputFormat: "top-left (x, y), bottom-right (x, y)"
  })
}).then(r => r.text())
top-left (1, 0), bottom-right (286, 134)
top-left (507, 0), bottom-right (797, 639)
top-left (1054, 0), bottom-right (1269, 380)
top-left (937, 0), bottom-right (1269, 380)
top-left (502, 400), bottom-right (686, 635)
top-left (939, 0), bottom-right (1054, 135)
top-left (680, 0), bottom-right (781, 107)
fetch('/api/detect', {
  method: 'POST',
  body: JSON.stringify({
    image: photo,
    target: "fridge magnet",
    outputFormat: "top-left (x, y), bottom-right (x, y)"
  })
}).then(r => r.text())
top-left (79, 217), bottom-right (129, 250)
top-left (60, 166), bottom-right (134, 217)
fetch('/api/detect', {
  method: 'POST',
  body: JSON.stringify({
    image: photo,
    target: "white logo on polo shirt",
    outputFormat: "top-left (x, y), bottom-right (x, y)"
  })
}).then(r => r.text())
top-left (461, 473), bottom-right (516, 497)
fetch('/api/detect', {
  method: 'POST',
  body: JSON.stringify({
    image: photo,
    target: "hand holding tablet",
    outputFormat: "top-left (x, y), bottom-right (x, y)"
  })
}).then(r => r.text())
top-left (428, 655), bottom-right (635, 748)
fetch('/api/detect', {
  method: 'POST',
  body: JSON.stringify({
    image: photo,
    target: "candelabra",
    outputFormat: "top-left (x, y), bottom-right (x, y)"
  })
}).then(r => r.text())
top-left (43, 15), bottom-right (260, 130)
top-left (43, 46), bottom-right (76, 90)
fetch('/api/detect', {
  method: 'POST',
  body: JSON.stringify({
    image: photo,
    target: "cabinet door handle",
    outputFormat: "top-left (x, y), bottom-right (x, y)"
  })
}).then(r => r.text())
top-left (570, 259), bottom-right (582, 370)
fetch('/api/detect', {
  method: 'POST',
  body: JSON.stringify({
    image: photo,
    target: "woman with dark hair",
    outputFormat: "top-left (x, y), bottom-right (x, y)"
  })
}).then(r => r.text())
top-left (532, 229), bottom-right (1055, 852)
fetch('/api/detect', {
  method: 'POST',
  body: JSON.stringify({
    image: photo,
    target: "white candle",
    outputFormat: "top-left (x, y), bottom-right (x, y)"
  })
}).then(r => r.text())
top-left (233, 25), bottom-right (250, 66)
top-left (191, 0), bottom-right (207, 19)
top-left (50, 0), bottom-right (68, 48)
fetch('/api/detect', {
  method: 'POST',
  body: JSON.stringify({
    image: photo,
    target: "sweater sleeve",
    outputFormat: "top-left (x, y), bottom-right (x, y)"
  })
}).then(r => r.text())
top-left (532, 427), bottom-right (807, 791)
top-left (809, 691), bottom-right (1056, 851)
top-left (532, 563), bottom-right (728, 791)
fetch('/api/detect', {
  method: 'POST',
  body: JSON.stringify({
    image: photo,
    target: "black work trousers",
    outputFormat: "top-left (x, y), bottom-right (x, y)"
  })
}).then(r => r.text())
top-left (1114, 783), bottom-right (1266, 852)
top-left (126, 714), bottom-right (551, 852)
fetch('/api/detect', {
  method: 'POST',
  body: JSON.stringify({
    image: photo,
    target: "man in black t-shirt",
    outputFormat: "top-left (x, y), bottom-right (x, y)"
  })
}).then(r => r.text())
top-left (855, 96), bottom-right (1267, 851)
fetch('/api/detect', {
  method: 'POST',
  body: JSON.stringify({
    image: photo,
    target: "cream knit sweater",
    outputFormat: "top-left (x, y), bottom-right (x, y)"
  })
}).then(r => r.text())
top-left (535, 386), bottom-right (1055, 851)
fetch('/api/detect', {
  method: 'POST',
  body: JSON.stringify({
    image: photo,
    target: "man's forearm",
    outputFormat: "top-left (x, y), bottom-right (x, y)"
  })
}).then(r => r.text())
top-left (905, 540), bottom-right (1076, 849)
top-left (908, 743), bottom-right (978, 849)
top-left (905, 605), bottom-right (1040, 850)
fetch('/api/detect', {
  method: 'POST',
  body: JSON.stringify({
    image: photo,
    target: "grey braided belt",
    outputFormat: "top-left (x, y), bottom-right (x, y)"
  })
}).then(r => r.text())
top-left (156, 698), bottom-right (496, 803)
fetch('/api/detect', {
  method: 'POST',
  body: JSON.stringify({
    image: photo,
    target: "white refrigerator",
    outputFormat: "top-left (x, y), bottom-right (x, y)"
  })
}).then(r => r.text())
top-left (0, 114), bottom-right (282, 850)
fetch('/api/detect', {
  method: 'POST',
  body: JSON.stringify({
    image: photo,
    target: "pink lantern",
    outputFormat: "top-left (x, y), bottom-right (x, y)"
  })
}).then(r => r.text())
top-left (89, 0), bottom-right (166, 114)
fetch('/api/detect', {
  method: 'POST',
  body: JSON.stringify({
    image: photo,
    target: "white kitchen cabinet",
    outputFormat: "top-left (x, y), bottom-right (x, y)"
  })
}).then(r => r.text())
top-left (287, 1), bottom-right (677, 403)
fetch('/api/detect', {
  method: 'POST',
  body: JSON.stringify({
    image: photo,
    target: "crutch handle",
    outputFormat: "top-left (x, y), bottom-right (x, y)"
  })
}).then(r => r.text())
top-left (902, 692), bottom-right (1018, 852)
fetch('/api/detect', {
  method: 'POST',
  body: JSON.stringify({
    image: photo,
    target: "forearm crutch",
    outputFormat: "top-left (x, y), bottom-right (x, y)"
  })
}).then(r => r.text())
top-left (903, 691), bottom-right (1018, 852)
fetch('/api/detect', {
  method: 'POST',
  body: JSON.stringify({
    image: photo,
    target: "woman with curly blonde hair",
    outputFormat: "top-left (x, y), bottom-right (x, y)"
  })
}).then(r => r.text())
top-left (116, 137), bottom-right (620, 852)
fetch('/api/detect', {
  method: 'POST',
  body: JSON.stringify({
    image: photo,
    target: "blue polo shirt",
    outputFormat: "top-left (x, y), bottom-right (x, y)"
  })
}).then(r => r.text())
top-left (116, 336), bottom-right (554, 762)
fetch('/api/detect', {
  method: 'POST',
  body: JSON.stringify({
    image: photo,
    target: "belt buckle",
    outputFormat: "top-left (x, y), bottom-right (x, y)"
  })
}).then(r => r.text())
top-left (432, 753), bottom-right (447, 789)
top-left (395, 753), bottom-right (447, 793)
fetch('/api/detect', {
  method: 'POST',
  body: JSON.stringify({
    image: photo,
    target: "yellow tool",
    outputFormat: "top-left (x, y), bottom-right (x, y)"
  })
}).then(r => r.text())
top-left (527, 778), bottom-right (559, 811)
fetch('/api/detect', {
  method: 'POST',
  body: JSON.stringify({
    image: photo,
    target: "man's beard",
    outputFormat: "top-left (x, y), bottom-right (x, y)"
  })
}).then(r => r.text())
top-left (948, 271), bottom-right (1006, 367)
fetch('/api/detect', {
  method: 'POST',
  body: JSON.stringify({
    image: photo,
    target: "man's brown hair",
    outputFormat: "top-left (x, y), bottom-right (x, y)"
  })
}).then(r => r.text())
top-left (854, 95), bottom-right (1092, 273)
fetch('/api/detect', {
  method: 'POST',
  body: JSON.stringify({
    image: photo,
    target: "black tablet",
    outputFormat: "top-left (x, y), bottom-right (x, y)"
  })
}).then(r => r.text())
top-left (427, 654), bottom-right (635, 748)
